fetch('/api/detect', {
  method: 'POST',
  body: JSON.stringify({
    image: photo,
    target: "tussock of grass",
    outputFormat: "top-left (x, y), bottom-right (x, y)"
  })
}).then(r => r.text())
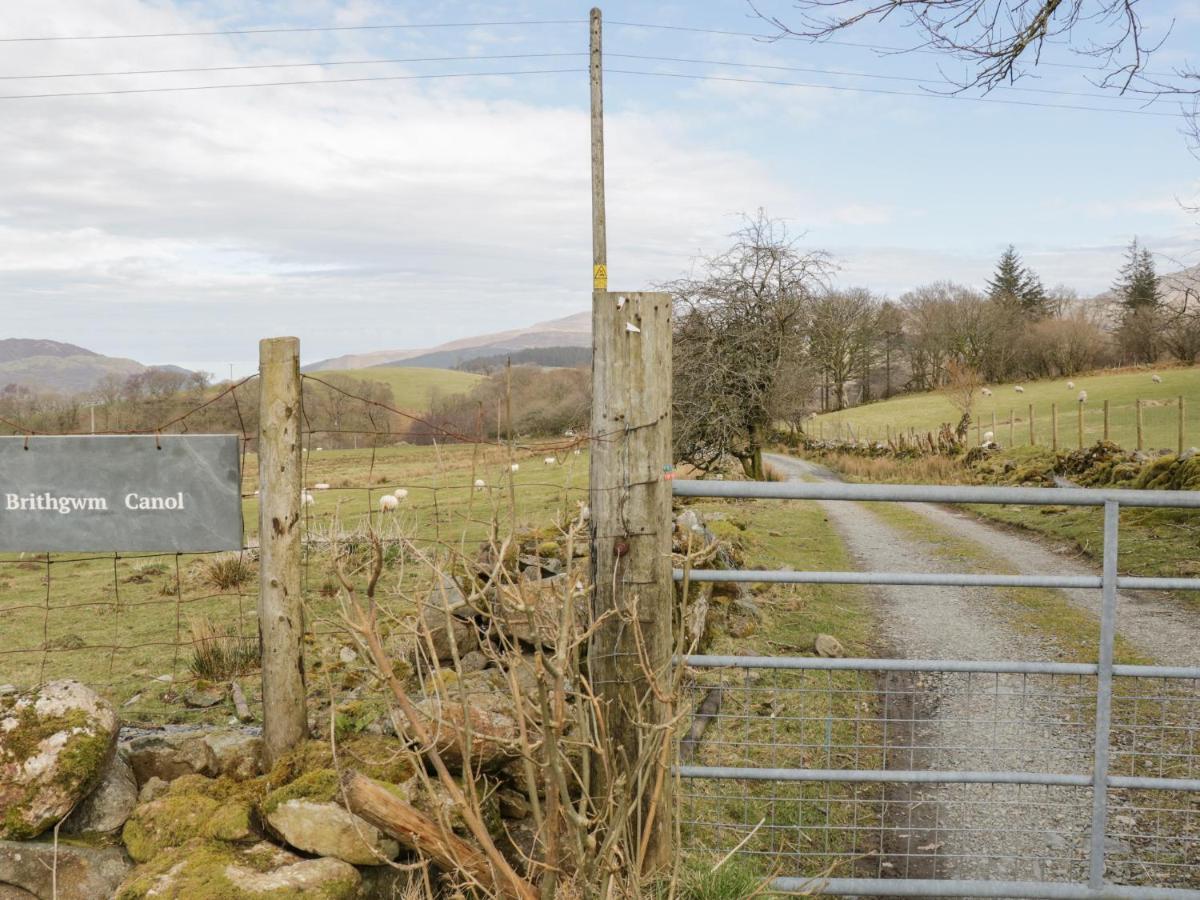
top-left (203, 556), bottom-right (253, 591)
top-left (188, 617), bottom-right (259, 680)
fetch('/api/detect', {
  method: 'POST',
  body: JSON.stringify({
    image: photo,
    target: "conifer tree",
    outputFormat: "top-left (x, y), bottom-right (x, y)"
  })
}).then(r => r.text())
top-left (1113, 238), bottom-right (1160, 311)
top-left (986, 245), bottom-right (1047, 317)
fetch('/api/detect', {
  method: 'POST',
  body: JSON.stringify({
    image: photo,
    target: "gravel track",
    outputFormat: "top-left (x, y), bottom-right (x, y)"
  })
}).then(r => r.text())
top-left (763, 453), bottom-right (1199, 891)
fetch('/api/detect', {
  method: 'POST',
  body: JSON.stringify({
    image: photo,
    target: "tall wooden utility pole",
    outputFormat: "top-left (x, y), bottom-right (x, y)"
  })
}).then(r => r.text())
top-left (587, 6), bottom-right (673, 875)
top-left (590, 7), bottom-right (607, 292)
top-left (258, 337), bottom-right (307, 765)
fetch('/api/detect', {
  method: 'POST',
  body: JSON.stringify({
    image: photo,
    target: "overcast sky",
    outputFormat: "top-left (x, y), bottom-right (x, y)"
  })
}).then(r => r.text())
top-left (2, 0), bottom-right (1199, 376)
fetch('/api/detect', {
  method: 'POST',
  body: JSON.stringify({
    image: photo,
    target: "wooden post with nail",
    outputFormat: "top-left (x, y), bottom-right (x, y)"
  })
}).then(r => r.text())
top-left (257, 336), bottom-right (307, 765)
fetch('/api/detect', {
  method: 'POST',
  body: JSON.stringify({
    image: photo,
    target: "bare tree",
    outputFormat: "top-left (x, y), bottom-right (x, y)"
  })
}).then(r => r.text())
top-left (808, 288), bottom-right (878, 411)
top-left (942, 359), bottom-right (982, 439)
top-left (669, 210), bottom-right (830, 479)
top-left (752, 0), bottom-right (1172, 92)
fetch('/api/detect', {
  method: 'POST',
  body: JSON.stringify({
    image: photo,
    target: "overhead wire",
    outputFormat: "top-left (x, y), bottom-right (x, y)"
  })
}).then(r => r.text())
top-left (0, 67), bottom-right (585, 101)
top-left (604, 68), bottom-right (1188, 119)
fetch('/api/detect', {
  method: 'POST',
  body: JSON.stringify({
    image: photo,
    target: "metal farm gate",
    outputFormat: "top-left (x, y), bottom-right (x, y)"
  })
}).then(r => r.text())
top-left (671, 479), bottom-right (1200, 899)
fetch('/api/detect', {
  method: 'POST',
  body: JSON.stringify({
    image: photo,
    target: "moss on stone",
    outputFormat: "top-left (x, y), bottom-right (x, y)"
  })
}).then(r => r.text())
top-left (265, 736), bottom-right (413, 792)
top-left (260, 769), bottom-right (339, 817)
top-left (123, 795), bottom-right (222, 862)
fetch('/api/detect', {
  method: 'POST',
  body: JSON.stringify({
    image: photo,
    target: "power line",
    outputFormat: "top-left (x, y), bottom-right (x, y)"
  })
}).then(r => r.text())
top-left (0, 18), bottom-right (585, 42)
top-left (607, 53), bottom-right (1156, 105)
top-left (0, 67), bottom-right (584, 101)
top-left (0, 48), bottom-right (1156, 107)
top-left (0, 51), bottom-right (584, 81)
top-left (606, 68), bottom-right (1189, 119)
top-left (606, 19), bottom-right (1180, 82)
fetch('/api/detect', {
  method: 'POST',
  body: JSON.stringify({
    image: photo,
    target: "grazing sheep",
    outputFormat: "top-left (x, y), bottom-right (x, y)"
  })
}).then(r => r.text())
top-left (983, 431), bottom-right (994, 442)
top-left (300, 491), bottom-right (315, 507)
top-left (314, 483), bottom-right (330, 490)
top-left (474, 478), bottom-right (486, 490)
top-left (510, 463), bottom-right (520, 472)
top-left (392, 488), bottom-right (408, 500)
top-left (315, 447), bottom-right (323, 452)
top-left (1078, 390), bottom-right (1088, 403)
top-left (981, 388), bottom-right (992, 397)
top-left (544, 457), bottom-right (556, 466)
top-left (1067, 381), bottom-right (1075, 389)
top-left (1152, 373), bottom-right (1163, 383)
top-left (379, 494), bottom-right (399, 512)
top-left (1014, 385), bottom-right (1025, 393)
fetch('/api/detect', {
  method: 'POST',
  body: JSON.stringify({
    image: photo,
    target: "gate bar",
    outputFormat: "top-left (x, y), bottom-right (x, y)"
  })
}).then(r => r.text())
top-left (1089, 500), bottom-right (1118, 889)
top-left (773, 877), bottom-right (1200, 899)
top-left (673, 569), bottom-right (1200, 592)
top-left (682, 654), bottom-right (1200, 680)
top-left (678, 765), bottom-right (1200, 792)
top-left (673, 478), bottom-right (1200, 508)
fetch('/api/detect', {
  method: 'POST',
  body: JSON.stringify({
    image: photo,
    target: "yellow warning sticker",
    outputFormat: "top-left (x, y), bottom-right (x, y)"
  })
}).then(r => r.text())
top-left (592, 264), bottom-right (608, 290)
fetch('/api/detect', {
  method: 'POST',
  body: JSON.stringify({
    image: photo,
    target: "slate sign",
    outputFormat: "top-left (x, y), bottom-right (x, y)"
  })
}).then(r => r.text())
top-left (0, 435), bottom-right (243, 552)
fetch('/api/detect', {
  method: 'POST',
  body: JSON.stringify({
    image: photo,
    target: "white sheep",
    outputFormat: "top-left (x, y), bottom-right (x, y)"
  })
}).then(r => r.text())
top-left (379, 494), bottom-right (399, 512)
top-left (1067, 381), bottom-right (1075, 389)
top-left (313, 483), bottom-right (331, 490)
top-left (573, 448), bottom-right (582, 456)
top-left (981, 388), bottom-right (992, 397)
top-left (1078, 390), bottom-right (1088, 403)
top-left (510, 463), bottom-right (520, 472)
top-left (392, 488), bottom-right (408, 500)
top-left (474, 478), bottom-right (486, 490)
top-left (315, 447), bottom-right (323, 452)
top-left (300, 491), bottom-right (315, 507)
top-left (1014, 385), bottom-right (1025, 393)
top-left (544, 457), bottom-right (556, 466)
top-left (983, 431), bottom-right (994, 442)
top-left (1152, 373), bottom-right (1163, 383)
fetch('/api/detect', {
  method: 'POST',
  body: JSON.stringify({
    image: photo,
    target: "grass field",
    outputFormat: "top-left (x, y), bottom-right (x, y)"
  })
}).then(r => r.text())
top-left (813, 365), bottom-right (1200, 451)
top-left (0, 442), bottom-right (587, 723)
top-left (310, 365), bottom-right (482, 411)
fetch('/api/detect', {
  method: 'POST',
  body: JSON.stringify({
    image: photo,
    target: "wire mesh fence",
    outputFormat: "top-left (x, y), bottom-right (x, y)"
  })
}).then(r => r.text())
top-left (0, 371), bottom-right (592, 731)
top-left (677, 660), bottom-right (1199, 890)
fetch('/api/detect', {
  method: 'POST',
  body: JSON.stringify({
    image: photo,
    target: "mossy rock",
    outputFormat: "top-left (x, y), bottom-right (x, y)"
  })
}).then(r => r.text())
top-left (0, 680), bottom-right (119, 840)
top-left (260, 769), bottom-right (338, 818)
top-left (121, 789), bottom-right (255, 863)
top-left (116, 839), bottom-right (360, 899)
top-left (263, 737), bottom-right (414, 798)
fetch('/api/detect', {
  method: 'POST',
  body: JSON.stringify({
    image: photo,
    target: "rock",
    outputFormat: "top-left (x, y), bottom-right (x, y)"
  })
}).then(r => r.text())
top-left (62, 749), bottom-right (137, 835)
top-left (123, 731), bottom-right (216, 786)
top-left (0, 885), bottom-right (36, 900)
top-left (123, 787), bottom-right (255, 862)
top-left (182, 684), bottom-right (225, 709)
top-left (138, 776), bottom-right (169, 803)
top-left (265, 799), bottom-right (399, 865)
top-left (458, 649), bottom-right (490, 673)
top-left (202, 730), bottom-right (262, 780)
top-left (493, 572), bottom-right (588, 649)
top-left (498, 786), bottom-right (532, 820)
top-left (225, 853), bottom-right (360, 896)
top-left (814, 634), bottom-right (845, 658)
top-left (116, 840), bottom-right (360, 899)
top-left (123, 728), bottom-right (260, 785)
top-left (0, 680), bottom-right (119, 839)
top-left (0, 839), bottom-right (130, 900)
top-left (414, 672), bottom-right (521, 770)
top-left (338, 645), bottom-right (357, 665)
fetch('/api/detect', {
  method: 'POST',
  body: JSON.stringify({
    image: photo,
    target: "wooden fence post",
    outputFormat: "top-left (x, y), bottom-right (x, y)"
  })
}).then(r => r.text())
top-left (1077, 401), bottom-right (1084, 449)
top-left (1136, 399), bottom-right (1144, 451)
top-left (1009, 408), bottom-right (1015, 447)
top-left (589, 290), bottom-right (674, 873)
top-left (1103, 400), bottom-right (1110, 442)
top-left (257, 336), bottom-right (307, 766)
top-left (1179, 396), bottom-right (1186, 455)
top-left (1051, 403), bottom-right (1058, 452)
top-left (991, 410), bottom-right (997, 441)
top-left (1029, 404), bottom-right (1036, 446)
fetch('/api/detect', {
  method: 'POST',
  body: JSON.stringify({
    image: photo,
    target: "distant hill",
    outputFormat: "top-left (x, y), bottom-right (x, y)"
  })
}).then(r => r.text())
top-left (0, 339), bottom-right (188, 394)
top-left (458, 345), bottom-right (591, 373)
top-left (305, 311), bottom-right (591, 372)
top-left (308, 366), bottom-right (483, 412)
